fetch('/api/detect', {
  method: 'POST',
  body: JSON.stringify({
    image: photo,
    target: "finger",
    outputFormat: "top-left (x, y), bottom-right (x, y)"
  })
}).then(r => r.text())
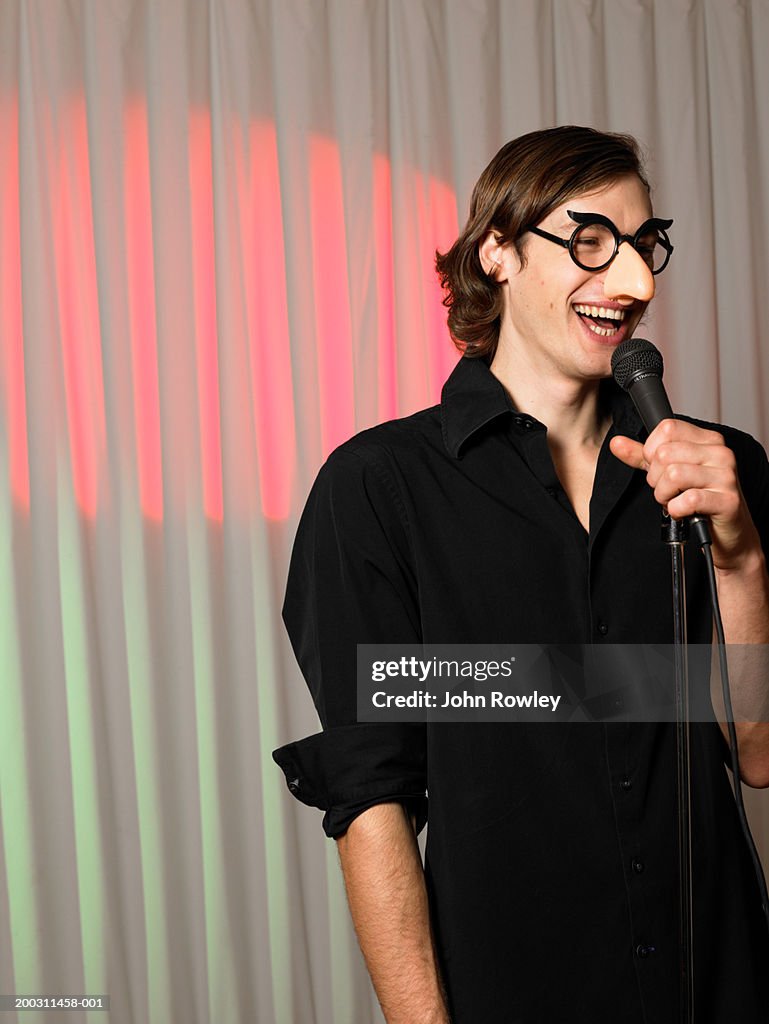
top-left (665, 485), bottom-right (740, 523)
top-left (652, 465), bottom-right (737, 508)
top-left (609, 435), bottom-right (648, 471)
top-left (643, 419), bottom-right (725, 460)
top-left (653, 440), bottom-right (733, 469)
top-left (645, 442), bottom-right (736, 488)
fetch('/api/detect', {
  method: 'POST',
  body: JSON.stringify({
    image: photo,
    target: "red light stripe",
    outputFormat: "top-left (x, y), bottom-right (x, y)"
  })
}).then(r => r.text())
top-left (372, 154), bottom-right (398, 422)
top-left (124, 101), bottom-right (163, 522)
top-left (189, 108), bottom-right (223, 523)
top-left (53, 96), bottom-right (105, 520)
top-left (415, 170), bottom-right (459, 397)
top-left (0, 93), bottom-right (29, 511)
top-left (246, 121), bottom-right (295, 522)
top-left (308, 135), bottom-right (355, 458)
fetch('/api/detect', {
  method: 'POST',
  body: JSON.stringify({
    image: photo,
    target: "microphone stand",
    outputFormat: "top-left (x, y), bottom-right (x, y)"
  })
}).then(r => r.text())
top-left (661, 511), bottom-right (694, 1024)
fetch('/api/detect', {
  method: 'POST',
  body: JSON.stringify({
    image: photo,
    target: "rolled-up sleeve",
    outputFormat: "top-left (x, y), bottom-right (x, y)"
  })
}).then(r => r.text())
top-left (273, 723), bottom-right (427, 837)
top-left (272, 443), bottom-right (427, 837)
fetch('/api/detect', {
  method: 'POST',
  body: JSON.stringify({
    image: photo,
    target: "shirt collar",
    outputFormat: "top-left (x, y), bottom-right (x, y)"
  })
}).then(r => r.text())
top-left (440, 357), bottom-right (513, 457)
top-left (440, 356), bottom-right (645, 458)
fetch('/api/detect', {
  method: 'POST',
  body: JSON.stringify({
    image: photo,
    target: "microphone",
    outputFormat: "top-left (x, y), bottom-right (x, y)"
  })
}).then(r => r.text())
top-left (610, 337), bottom-right (672, 432)
top-left (611, 337), bottom-right (711, 546)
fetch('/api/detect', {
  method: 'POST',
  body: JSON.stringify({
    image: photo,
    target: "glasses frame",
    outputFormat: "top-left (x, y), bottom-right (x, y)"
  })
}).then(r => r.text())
top-left (528, 210), bottom-right (674, 275)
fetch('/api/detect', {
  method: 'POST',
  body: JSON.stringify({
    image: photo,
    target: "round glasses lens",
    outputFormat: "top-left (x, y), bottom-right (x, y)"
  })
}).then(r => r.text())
top-left (635, 228), bottom-right (669, 273)
top-left (571, 222), bottom-right (616, 269)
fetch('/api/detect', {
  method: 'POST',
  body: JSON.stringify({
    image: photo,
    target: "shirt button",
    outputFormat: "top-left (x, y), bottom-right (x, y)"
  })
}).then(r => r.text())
top-left (632, 858), bottom-right (645, 874)
top-left (514, 416), bottom-right (523, 426)
top-left (597, 622), bottom-right (609, 636)
top-left (288, 777), bottom-right (300, 792)
top-left (523, 419), bottom-right (533, 429)
top-left (635, 943), bottom-right (656, 959)
top-left (621, 778), bottom-right (633, 792)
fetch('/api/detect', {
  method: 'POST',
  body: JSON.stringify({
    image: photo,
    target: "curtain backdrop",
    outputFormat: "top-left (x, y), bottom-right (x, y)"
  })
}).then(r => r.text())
top-left (1, 2), bottom-right (768, 1022)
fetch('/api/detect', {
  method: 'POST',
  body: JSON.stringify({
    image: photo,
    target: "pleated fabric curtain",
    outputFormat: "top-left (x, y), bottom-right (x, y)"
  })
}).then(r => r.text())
top-left (0, 2), bottom-right (767, 1022)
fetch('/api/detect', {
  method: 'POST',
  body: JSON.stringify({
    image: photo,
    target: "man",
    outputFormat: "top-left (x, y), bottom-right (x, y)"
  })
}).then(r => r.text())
top-left (274, 126), bottom-right (769, 1022)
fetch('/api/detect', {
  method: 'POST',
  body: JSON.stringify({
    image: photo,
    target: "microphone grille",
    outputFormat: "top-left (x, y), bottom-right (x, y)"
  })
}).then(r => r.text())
top-left (611, 337), bottom-right (664, 391)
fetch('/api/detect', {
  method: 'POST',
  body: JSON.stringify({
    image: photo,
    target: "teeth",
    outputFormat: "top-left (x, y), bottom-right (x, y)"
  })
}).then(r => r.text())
top-left (585, 320), bottom-right (616, 337)
top-left (573, 304), bottom-right (626, 321)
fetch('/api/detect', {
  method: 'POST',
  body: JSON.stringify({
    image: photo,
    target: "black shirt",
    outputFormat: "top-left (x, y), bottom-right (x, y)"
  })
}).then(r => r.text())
top-left (274, 356), bottom-right (769, 1023)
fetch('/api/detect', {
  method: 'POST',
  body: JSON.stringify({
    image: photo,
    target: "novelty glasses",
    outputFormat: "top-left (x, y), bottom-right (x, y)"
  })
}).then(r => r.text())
top-left (528, 211), bottom-right (674, 275)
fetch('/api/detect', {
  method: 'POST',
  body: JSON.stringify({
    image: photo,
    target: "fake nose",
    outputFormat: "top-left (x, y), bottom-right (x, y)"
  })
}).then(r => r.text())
top-left (603, 241), bottom-right (655, 303)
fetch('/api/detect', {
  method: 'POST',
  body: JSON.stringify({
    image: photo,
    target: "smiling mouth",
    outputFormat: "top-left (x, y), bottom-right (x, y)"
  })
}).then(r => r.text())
top-left (573, 303), bottom-right (627, 338)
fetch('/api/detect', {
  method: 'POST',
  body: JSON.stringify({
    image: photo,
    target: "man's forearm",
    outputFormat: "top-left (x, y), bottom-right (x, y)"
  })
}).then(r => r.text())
top-left (336, 802), bottom-right (450, 1024)
top-left (713, 548), bottom-right (769, 787)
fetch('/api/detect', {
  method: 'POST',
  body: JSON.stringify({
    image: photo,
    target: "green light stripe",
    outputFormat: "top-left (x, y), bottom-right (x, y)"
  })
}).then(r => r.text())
top-left (326, 841), bottom-right (356, 1023)
top-left (0, 447), bottom-right (41, 991)
top-left (187, 512), bottom-right (239, 1021)
top-left (121, 503), bottom-right (172, 1024)
top-left (56, 460), bottom-right (106, 1009)
top-left (250, 521), bottom-right (293, 1022)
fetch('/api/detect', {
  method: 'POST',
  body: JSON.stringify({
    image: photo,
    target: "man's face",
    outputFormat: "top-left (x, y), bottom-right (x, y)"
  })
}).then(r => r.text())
top-left (490, 174), bottom-right (656, 382)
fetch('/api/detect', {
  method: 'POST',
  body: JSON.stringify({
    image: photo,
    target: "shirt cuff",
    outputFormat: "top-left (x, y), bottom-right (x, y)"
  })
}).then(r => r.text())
top-left (273, 722), bottom-right (427, 838)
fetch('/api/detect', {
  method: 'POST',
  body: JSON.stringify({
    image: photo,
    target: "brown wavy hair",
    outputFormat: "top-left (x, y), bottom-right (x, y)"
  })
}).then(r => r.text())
top-left (435, 126), bottom-right (650, 360)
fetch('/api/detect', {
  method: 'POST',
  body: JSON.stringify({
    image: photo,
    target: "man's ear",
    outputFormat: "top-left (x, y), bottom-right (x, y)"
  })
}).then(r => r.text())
top-left (479, 230), bottom-right (506, 281)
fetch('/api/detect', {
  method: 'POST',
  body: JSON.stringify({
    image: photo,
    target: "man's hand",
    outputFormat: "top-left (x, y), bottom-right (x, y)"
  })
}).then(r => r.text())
top-left (610, 419), bottom-right (763, 573)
